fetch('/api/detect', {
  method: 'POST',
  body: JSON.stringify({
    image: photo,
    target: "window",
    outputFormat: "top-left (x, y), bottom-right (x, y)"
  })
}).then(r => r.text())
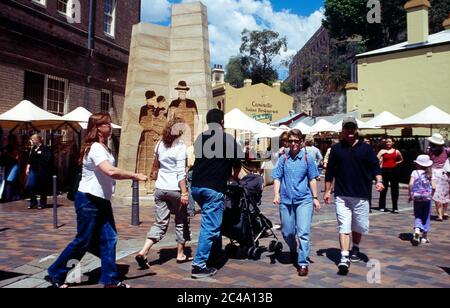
top-left (101, 90), bottom-right (111, 113)
top-left (104, 0), bottom-right (116, 37)
top-left (24, 71), bottom-right (67, 116)
top-left (57, 0), bottom-right (68, 14)
top-left (32, 0), bottom-right (46, 7)
top-left (46, 75), bottom-right (67, 115)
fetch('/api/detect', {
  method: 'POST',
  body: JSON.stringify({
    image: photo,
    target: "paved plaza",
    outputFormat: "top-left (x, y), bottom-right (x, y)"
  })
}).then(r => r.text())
top-left (0, 181), bottom-right (449, 288)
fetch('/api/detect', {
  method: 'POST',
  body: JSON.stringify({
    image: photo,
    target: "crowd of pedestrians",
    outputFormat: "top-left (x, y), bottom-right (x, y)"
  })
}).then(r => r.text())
top-left (1, 110), bottom-right (448, 287)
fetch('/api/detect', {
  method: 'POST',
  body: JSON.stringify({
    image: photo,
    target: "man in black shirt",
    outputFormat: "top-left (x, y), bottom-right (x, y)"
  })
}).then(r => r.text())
top-left (190, 109), bottom-right (242, 279)
top-left (324, 117), bottom-right (384, 275)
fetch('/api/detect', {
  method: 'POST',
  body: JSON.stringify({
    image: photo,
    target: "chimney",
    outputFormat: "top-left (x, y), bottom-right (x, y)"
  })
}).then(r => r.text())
top-left (211, 64), bottom-right (225, 87)
top-left (404, 0), bottom-right (431, 45)
top-left (272, 81), bottom-right (281, 91)
top-left (243, 79), bottom-right (252, 88)
top-left (443, 13), bottom-right (450, 30)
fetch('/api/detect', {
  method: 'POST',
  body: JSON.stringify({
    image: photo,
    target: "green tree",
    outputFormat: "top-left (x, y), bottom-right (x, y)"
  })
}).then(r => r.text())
top-left (240, 29), bottom-right (287, 85)
top-left (324, 0), bottom-right (450, 49)
top-left (430, 0), bottom-right (450, 33)
top-left (224, 56), bottom-right (249, 88)
top-left (323, 0), bottom-right (409, 49)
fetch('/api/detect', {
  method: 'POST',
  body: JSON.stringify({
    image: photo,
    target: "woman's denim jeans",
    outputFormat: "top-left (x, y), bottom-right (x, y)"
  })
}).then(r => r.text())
top-left (279, 201), bottom-right (314, 266)
top-left (47, 192), bottom-right (119, 285)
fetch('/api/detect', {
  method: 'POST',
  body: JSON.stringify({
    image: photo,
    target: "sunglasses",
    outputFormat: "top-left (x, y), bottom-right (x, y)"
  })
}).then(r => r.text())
top-left (288, 139), bottom-right (301, 144)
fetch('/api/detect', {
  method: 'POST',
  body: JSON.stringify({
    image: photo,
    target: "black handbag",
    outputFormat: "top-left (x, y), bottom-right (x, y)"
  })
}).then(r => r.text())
top-left (67, 171), bottom-right (81, 201)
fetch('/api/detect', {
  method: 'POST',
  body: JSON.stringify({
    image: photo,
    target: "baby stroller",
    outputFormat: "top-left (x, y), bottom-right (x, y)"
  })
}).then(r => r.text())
top-left (222, 173), bottom-right (283, 260)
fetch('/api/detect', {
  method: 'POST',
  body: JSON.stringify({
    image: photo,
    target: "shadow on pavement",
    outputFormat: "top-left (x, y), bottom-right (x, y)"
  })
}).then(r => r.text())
top-left (439, 267), bottom-right (450, 276)
top-left (316, 248), bottom-right (370, 264)
top-left (317, 248), bottom-right (341, 265)
top-left (399, 233), bottom-right (413, 242)
top-left (0, 270), bottom-right (26, 282)
top-left (64, 264), bottom-right (131, 288)
top-left (148, 247), bottom-right (193, 267)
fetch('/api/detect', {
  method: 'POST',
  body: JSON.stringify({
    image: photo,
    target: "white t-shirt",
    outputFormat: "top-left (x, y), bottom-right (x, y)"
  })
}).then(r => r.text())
top-left (78, 142), bottom-right (116, 200)
top-left (154, 140), bottom-right (187, 191)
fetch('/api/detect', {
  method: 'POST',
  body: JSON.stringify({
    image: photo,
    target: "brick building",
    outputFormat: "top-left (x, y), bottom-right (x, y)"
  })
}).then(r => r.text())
top-left (285, 26), bottom-right (331, 115)
top-left (0, 0), bottom-right (140, 188)
top-left (286, 26), bottom-right (330, 94)
top-left (0, 0), bottom-right (140, 124)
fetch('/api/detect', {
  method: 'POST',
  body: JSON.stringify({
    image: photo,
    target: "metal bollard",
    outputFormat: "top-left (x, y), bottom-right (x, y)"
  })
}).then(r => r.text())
top-left (131, 180), bottom-right (140, 226)
top-left (53, 175), bottom-right (58, 229)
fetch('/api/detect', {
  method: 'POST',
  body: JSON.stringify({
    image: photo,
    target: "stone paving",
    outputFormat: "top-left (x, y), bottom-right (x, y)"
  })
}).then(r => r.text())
top-left (0, 181), bottom-right (449, 288)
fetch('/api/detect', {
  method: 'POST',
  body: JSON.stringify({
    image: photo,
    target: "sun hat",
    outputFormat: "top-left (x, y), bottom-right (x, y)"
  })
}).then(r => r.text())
top-left (427, 133), bottom-right (445, 145)
top-left (414, 154), bottom-right (433, 167)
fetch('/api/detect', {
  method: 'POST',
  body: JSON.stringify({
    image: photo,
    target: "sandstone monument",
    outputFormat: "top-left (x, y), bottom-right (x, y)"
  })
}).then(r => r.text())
top-left (115, 2), bottom-right (213, 199)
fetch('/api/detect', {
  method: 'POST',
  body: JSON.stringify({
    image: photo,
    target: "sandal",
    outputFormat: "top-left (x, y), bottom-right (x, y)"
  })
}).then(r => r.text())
top-left (135, 254), bottom-right (149, 269)
top-left (176, 256), bottom-right (194, 264)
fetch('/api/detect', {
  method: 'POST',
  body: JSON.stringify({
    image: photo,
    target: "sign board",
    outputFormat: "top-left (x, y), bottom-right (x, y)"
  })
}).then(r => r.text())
top-left (252, 114), bottom-right (272, 121)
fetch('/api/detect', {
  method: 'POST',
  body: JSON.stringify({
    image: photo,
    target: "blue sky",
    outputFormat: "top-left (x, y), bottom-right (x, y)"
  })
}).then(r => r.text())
top-left (270, 0), bottom-right (325, 17)
top-left (140, 0), bottom-right (325, 80)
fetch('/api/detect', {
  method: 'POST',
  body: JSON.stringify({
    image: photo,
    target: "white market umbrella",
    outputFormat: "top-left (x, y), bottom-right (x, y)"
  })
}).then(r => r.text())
top-left (363, 111), bottom-right (402, 129)
top-left (255, 126), bottom-right (287, 138)
top-left (224, 108), bottom-right (270, 133)
top-left (308, 119), bottom-right (334, 134)
top-left (330, 119), bottom-right (371, 132)
top-left (292, 121), bottom-right (311, 135)
top-left (380, 105), bottom-right (450, 132)
top-left (62, 106), bottom-right (121, 129)
top-left (0, 100), bottom-right (69, 129)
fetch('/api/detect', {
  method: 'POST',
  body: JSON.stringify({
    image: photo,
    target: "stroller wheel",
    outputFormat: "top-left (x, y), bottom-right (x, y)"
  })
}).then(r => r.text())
top-left (248, 246), bottom-right (262, 260)
top-left (269, 240), bottom-right (277, 252)
top-left (275, 242), bottom-right (283, 254)
top-left (225, 243), bottom-right (238, 258)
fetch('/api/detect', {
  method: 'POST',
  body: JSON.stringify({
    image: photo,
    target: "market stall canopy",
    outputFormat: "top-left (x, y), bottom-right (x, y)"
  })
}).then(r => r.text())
top-left (308, 119), bottom-right (334, 134)
top-left (255, 126), bottom-right (287, 138)
top-left (292, 121), bottom-right (311, 135)
top-left (0, 100), bottom-right (74, 129)
top-left (224, 108), bottom-right (270, 133)
top-left (380, 105), bottom-right (450, 129)
top-left (363, 111), bottom-right (402, 129)
top-left (329, 119), bottom-right (371, 132)
top-left (62, 106), bottom-right (121, 129)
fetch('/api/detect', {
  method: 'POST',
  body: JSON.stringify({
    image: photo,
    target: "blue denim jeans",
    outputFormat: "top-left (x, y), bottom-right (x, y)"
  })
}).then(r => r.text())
top-left (279, 201), bottom-right (314, 266)
top-left (191, 187), bottom-right (224, 269)
top-left (47, 192), bottom-right (119, 285)
top-left (27, 170), bottom-right (47, 206)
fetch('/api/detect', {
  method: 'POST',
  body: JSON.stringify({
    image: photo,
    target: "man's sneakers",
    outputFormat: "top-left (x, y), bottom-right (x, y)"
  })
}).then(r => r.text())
top-left (412, 231), bottom-right (421, 246)
top-left (349, 246), bottom-right (361, 263)
top-left (338, 256), bottom-right (350, 275)
top-left (191, 266), bottom-right (217, 279)
top-left (420, 238), bottom-right (430, 244)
